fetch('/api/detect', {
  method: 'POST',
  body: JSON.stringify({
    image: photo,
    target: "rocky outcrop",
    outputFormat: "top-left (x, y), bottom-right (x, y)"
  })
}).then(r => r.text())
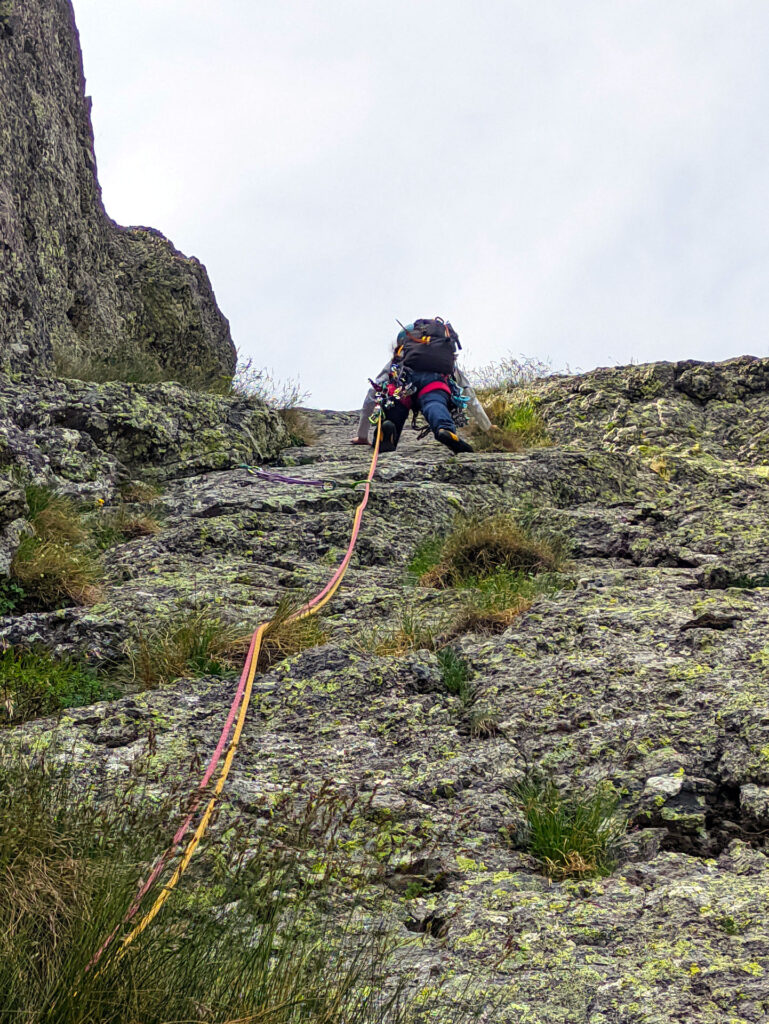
top-left (0, 373), bottom-right (289, 575)
top-left (0, 0), bottom-right (234, 380)
top-left (4, 357), bottom-right (769, 1021)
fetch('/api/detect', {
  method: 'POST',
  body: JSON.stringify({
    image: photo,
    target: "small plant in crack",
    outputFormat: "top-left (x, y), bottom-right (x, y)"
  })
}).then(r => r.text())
top-left (436, 648), bottom-right (499, 739)
top-left (508, 775), bottom-right (626, 880)
top-left (437, 648), bottom-right (473, 704)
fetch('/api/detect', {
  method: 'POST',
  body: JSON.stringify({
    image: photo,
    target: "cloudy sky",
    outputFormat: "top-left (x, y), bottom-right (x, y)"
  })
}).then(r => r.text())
top-left (72, 0), bottom-right (769, 407)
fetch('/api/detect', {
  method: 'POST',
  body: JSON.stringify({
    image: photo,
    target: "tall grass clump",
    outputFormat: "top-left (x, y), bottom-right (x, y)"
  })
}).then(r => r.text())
top-left (54, 348), bottom-right (226, 391)
top-left (475, 393), bottom-right (549, 450)
top-left (420, 513), bottom-right (565, 589)
top-left (413, 513), bottom-right (567, 635)
top-left (124, 608), bottom-right (249, 689)
top-left (230, 359), bottom-right (317, 445)
top-left (10, 485), bottom-right (103, 608)
top-left (89, 501), bottom-right (162, 550)
top-left (464, 354), bottom-right (552, 452)
top-left (125, 599), bottom-right (328, 688)
top-left (258, 594), bottom-right (329, 668)
top-left (0, 752), bottom-right (467, 1024)
top-left (466, 354), bottom-right (552, 392)
top-left (0, 648), bottom-right (118, 724)
top-left (509, 776), bottom-right (626, 879)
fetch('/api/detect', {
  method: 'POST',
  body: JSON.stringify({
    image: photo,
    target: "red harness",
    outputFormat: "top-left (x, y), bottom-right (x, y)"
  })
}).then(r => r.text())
top-left (417, 380), bottom-right (451, 399)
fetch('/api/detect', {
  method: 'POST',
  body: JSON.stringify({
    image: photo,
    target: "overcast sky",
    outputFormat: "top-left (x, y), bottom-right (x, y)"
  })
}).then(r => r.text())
top-left (72, 0), bottom-right (769, 407)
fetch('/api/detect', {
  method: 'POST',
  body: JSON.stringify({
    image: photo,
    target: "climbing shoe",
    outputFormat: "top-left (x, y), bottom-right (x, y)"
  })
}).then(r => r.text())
top-left (379, 420), bottom-right (398, 453)
top-left (436, 428), bottom-right (474, 454)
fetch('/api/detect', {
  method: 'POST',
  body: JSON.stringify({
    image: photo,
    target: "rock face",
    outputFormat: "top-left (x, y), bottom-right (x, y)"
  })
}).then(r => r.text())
top-left (0, 373), bottom-right (289, 574)
top-left (0, 0), bottom-right (235, 379)
top-left (4, 356), bottom-right (769, 1022)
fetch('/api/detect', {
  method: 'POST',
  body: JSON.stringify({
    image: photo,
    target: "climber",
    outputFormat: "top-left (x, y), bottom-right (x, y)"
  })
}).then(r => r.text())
top-left (352, 320), bottom-right (491, 450)
top-left (371, 319), bottom-right (492, 454)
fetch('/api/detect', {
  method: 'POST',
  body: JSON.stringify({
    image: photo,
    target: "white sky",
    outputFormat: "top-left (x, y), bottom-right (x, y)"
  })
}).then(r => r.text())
top-left (72, 0), bottom-right (769, 407)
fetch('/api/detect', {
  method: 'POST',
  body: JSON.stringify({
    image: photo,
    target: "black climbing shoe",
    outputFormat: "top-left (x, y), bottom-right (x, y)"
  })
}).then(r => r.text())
top-left (379, 420), bottom-right (398, 453)
top-left (436, 428), bottom-right (474, 454)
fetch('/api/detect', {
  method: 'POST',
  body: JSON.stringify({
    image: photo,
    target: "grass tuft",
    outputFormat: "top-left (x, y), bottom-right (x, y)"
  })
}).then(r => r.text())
top-left (436, 647), bottom-right (473, 703)
top-left (0, 648), bottom-right (118, 723)
top-left (464, 355), bottom-right (552, 452)
top-left (54, 349), bottom-right (226, 391)
top-left (509, 776), bottom-right (626, 879)
top-left (475, 392), bottom-right (549, 450)
top-left (412, 514), bottom-right (568, 637)
top-left (11, 538), bottom-right (103, 607)
top-left (258, 596), bottom-right (329, 669)
top-left (124, 609), bottom-right (249, 690)
top-left (408, 536), bottom-right (445, 580)
top-left (119, 480), bottom-right (163, 503)
top-left (90, 503), bottom-right (162, 550)
top-left (466, 353), bottom-right (552, 391)
top-left (125, 600), bottom-right (328, 688)
top-left (420, 513), bottom-right (565, 589)
top-left (280, 406), bottom-right (318, 446)
top-left (9, 486), bottom-right (103, 608)
top-left (468, 709), bottom-right (500, 739)
top-left (357, 605), bottom-right (444, 656)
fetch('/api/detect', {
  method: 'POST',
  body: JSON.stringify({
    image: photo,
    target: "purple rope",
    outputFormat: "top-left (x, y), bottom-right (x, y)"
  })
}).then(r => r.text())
top-left (242, 465), bottom-right (327, 487)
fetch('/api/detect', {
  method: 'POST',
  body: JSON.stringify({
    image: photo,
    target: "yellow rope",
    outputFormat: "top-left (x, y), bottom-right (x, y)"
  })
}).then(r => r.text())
top-left (117, 418), bottom-right (383, 955)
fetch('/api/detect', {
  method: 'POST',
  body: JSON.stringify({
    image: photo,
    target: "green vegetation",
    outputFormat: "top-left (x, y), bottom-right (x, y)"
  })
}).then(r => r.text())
top-left (0, 752), bottom-right (460, 1024)
top-left (437, 647), bottom-right (473, 704)
top-left (436, 648), bottom-right (499, 737)
top-left (54, 348), bottom-right (224, 391)
top-left (125, 599), bottom-right (328, 688)
top-left (408, 536), bottom-right (445, 580)
top-left (89, 502), bottom-right (162, 550)
top-left (467, 353), bottom-right (552, 392)
top-left (357, 604), bottom-right (443, 656)
top-left (464, 353), bottom-right (552, 452)
top-left (279, 405), bottom-right (318, 446)
top-left (412, 513), bottom-right (568, 635)
top-left (229, 359), bottom-right (316, 445)
top-left (729, 572), bottom-right (769, 589)
top-left (0, 579), bottom-right (25, 616)
top-left (3, 484), bottom-right (165, 613)
top-left (472, 393), bottom-right (549, 451)
top-left (119, 480), bottom-right (162, 504)
top-left (258, 595), bottom-right (329, 669)
top-left (450, 567), bottom-right (564, 636)
top-left (11, 486), bottom-right (103, 608)
top-left (124, 608), bottom-right (250, 689)
top-left (509, 776), bottom-right (626, 879)
top-left (0, 648), bottom-right (117, 724)
top-left (419, 513), bottom-right (565, 588)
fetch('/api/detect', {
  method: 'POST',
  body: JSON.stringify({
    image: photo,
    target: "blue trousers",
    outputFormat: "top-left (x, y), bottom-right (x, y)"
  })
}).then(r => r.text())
top-left (385, 371), bottom-right (455, 446)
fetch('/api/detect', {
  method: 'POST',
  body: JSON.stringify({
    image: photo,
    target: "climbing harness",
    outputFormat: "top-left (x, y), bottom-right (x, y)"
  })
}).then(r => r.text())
top-left (87, 418), bottom-right (384, 971)
top-left (369, 363), bottom-right (470, 432)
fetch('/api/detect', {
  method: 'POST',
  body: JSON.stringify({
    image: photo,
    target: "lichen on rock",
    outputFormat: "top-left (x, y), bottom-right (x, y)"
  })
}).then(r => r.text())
top-left (0, 0), bottom-right (234, 381)
top-left (1, 357), bottom-right (768, 1020)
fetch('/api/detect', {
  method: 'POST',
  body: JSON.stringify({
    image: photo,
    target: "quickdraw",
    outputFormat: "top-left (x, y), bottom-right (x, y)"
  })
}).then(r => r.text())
top-left (369, 364), bottom-right (469, 430)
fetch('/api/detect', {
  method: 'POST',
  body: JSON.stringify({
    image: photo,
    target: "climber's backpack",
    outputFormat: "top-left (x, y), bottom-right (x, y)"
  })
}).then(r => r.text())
top-left (397, 317), bottom-right (461, 375)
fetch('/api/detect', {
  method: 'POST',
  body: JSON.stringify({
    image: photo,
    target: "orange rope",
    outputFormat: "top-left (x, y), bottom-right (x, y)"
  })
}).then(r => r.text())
top-left (115, 417), bottom-right (383, 955)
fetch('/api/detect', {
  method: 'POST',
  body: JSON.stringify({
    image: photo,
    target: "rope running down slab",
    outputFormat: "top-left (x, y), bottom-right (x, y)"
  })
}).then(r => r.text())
top-left (88, 417), bottom-right (383, 968)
